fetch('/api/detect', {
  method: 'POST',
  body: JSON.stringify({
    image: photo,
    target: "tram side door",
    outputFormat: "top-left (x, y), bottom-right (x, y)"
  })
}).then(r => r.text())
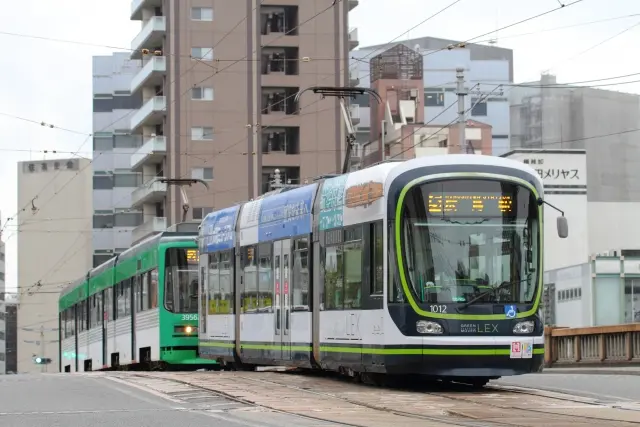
top-left (273, 239), bottom-right (291, 361)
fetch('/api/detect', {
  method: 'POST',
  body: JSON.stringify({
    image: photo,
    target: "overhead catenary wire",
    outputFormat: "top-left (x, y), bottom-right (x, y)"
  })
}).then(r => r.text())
top-left (11, 0), bottom-right (587, 302)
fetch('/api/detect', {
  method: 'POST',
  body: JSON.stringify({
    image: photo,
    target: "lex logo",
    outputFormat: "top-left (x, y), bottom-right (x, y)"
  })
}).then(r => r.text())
top-left (479, 324), bottom-right (499, 333)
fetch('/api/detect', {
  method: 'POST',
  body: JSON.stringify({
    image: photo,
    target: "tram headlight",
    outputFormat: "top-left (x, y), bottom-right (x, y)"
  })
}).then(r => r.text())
top-left (513, 320), bottom-right (535, 334)
top-left (416, 320), bottom-right (443, 334)
top-left (185, 325), bottom-right (194, 334)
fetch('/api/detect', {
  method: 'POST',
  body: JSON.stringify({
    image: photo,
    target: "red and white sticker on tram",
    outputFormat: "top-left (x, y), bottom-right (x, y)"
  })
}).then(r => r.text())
top-left (510, 341), bottom-right (533, 359)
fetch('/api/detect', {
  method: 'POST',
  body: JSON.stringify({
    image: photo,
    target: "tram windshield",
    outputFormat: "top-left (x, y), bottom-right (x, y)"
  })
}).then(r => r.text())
top-left (164, 247), bottom-right (200, 313)
top-left (399, 179), bottom-right (540, 305)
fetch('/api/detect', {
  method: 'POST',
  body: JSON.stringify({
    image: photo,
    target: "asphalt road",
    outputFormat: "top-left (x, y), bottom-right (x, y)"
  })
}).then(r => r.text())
top-left (494, 372), bottom-right (640, 403)
top-left (0, 373), bottom-right (341, 427)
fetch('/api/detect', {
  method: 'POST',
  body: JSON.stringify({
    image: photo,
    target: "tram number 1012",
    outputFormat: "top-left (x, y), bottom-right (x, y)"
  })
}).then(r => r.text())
top-left (429, 305), bottom-right (447, 313)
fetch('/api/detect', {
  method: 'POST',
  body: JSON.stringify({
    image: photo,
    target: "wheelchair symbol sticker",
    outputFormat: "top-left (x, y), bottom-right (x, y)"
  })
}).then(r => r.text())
top-left (504, 305), bottom-right (517, 318)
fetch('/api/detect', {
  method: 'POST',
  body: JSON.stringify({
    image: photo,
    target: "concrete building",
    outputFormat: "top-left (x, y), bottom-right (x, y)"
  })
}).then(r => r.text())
top-left (358, 45), bottom-right (493, 167)
top-left (92, 53), bottom-right (144, 266)
top-left (351, 36), bottom-right (513, 157)
top-left (17, 158), bottom-right (93, 373)
top-left (502, 149), bottom-right (640, 328)
top-left (127, 0), bottom-right (356, 242)
top-left (510, 74), bottom-right (640, 246)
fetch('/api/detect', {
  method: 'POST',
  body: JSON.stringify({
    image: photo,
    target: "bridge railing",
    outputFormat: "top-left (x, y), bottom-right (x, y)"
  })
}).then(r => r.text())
top-left (544, 323), bottom-right (640, 367)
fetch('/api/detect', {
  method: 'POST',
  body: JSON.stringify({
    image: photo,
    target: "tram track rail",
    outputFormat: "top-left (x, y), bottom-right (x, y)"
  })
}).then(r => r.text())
top-left (109, 369), bottom-right (640, 426)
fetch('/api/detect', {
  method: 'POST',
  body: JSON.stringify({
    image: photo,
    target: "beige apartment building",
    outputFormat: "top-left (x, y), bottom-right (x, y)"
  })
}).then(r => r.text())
top-left (128, 0), bottom-right (359, 242)
top-left (17, 159), bottom-right (92, 373)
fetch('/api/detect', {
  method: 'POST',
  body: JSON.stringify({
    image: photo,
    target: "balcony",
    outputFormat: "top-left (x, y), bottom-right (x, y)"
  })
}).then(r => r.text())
top-left (350, 104), bottom-right (360, 126)
top-left (349, 28), bottom-right (359, 50)
top-left (131, 16), bottom-right (166, 59)
top-left (130, 136), bottom-right (167, 171)
top-left (348, 0), bottom-right (359, 11)
top-left (131, 0), bottom-right (163, 20)
top-left (349, 67), bottom-right (359, 86)
top-left (131, 56), bottom-right (166, 94)
top-left (130, 96), bottom-right (166, 132)
top-left (131, 217), bottom-right (167, 244)
top-left (130, 179), bottom-right (167, 209)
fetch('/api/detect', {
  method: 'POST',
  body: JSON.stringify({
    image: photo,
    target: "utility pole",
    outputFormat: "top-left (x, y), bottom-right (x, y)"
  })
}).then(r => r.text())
top-left (456, 67), bottom-right (467, 150)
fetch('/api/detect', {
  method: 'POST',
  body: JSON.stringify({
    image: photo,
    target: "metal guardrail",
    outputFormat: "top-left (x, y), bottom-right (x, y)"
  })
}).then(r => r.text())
top-left (544, 323), bottom-right (640, 367)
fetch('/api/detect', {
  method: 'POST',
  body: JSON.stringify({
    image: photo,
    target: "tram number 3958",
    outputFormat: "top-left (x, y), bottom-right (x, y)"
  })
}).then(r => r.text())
top-left (429, 305), bottom-right (447, 313)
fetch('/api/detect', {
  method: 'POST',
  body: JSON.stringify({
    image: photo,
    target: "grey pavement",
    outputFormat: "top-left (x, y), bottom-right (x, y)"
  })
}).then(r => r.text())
top-left (0, 373), bottom-right (341, 427)
top-left (494, 371), bottom-right (640, 403)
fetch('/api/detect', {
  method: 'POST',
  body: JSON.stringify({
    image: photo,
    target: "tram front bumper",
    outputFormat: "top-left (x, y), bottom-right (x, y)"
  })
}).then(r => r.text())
top-left (382, 338), bottom-right (544, 378)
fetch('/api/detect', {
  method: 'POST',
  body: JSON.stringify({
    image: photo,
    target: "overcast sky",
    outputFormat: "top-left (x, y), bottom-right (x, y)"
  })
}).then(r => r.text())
top-left (1, 0), bottom-right (639, 292)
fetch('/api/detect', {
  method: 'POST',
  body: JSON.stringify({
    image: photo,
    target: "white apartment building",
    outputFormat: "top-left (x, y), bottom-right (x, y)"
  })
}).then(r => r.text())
top-left (92, 53), bottom-right (144, 267)
top-left (17, 158), bottom-right (93, 373)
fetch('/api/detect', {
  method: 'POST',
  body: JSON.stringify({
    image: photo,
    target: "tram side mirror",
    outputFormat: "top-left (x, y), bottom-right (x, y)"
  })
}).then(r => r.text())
top-left (557, 216), bottom-right (568, 239)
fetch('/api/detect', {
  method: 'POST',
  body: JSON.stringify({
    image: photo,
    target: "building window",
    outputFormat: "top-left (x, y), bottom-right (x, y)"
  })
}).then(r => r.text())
top-left (114, 212), bottom-right (143, 227)
top-left (93, 214), bottom-right (114, 229)
top-left (192, 207), bottom-right (214, 220)
top-left (93, 175), bottom-right (114, 190)
top-left (93, 136), bottom-right (113, 151)
top-left (113, 173), bottom-right (142, 188)
top-left (192, 167), bottom-right (214, 180)
top-left (191, 127), bottom-right (214, 140)
top-left (192, 87), bottom-right (214, 101)
top-left (425, 92), bottom-right (445, 107)
top-left (191, 47), bottom-right (213, 61)
top-left (471, 99), bottom-right (487, 116)
top-left (191, 7), bottom-right (213, 21)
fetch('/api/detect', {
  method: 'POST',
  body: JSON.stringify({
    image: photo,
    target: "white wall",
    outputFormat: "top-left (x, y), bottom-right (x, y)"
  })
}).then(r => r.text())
top-left (588, 202), bottom-right (640, 255)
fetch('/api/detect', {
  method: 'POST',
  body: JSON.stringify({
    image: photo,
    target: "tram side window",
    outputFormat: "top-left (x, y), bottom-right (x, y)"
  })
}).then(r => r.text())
top-left (241, 246), bottom-right (257, 312)
top-left (141, 272), bottom-right (150, 311)
top-left (258, 243), bottom-right (273, 310)
top-left (149, 269), bottom-right (159, 309)
top-left (219, 250), bottom-right (234, 314)
top-left (90, 293), bottom-right (102, 329)
top-left (343, 226), bottom-right (363, 309)
top-left (116, 282), bottom-right (126, 318)
top-left (208, 253), bottom-right (220, 314)
top-left (105, 287), bottom-right (113, 322)
top-left (371, 221), bottom-right (384, 295)
top-left (78, 300), bottom-right (86, 332)
top-left (324, 241), bottom-right (344, 310)
top-left (133, 276), bottom-right (141, 313)
top-left (292, 237), bottom-right (309, 311)
top-left (323, 226), bottom-right (363, 310)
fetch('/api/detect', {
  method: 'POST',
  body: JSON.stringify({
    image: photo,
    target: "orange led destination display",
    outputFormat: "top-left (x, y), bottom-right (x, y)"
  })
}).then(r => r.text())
top-left (186, 249), bottom-right (199, 264)
top-left (428, 193), bottom-right (513, 216)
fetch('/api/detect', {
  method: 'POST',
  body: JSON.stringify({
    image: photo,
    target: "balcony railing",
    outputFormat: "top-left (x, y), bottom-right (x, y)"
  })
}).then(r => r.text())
top-left (130, 178), bottom-right (167, 209)
top-left (349, 104), bottom-right (360, 126)
top-left (131, 56), bottom-right (166, 94)
top-left (130, 96), bottom-right (166, 132)
top-left (131, 16), bottom-right (166, 59)
top-left (131, 0), bottom-right (163, 20)
top-left (131, 217), bottom-right (167, 243)
top-left (130, 136), bottom-right (167, 171)
top-left (349, 28), bottom-right (359, 50)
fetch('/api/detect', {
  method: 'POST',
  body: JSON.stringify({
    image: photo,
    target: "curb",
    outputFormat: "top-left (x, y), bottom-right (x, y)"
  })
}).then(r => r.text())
top-left (540, 369), bottom-right (640, 376)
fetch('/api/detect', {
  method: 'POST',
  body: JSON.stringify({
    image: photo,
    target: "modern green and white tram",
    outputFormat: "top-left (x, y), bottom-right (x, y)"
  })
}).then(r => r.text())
top-left (196, 154), bottom-right (568, 384)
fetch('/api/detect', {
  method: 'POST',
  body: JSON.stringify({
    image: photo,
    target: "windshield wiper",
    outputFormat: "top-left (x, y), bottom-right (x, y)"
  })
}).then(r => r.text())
top-left (457, 277), bottom-right (531, 311)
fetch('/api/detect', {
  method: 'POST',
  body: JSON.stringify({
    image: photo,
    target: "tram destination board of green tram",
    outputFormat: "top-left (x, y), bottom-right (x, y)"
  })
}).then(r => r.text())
top-left (427, 192), bottom-right (513, 217)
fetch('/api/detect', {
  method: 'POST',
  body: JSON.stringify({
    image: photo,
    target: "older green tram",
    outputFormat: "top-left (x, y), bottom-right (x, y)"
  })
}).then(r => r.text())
top-left (58, 232), bottom-right (217, 372)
